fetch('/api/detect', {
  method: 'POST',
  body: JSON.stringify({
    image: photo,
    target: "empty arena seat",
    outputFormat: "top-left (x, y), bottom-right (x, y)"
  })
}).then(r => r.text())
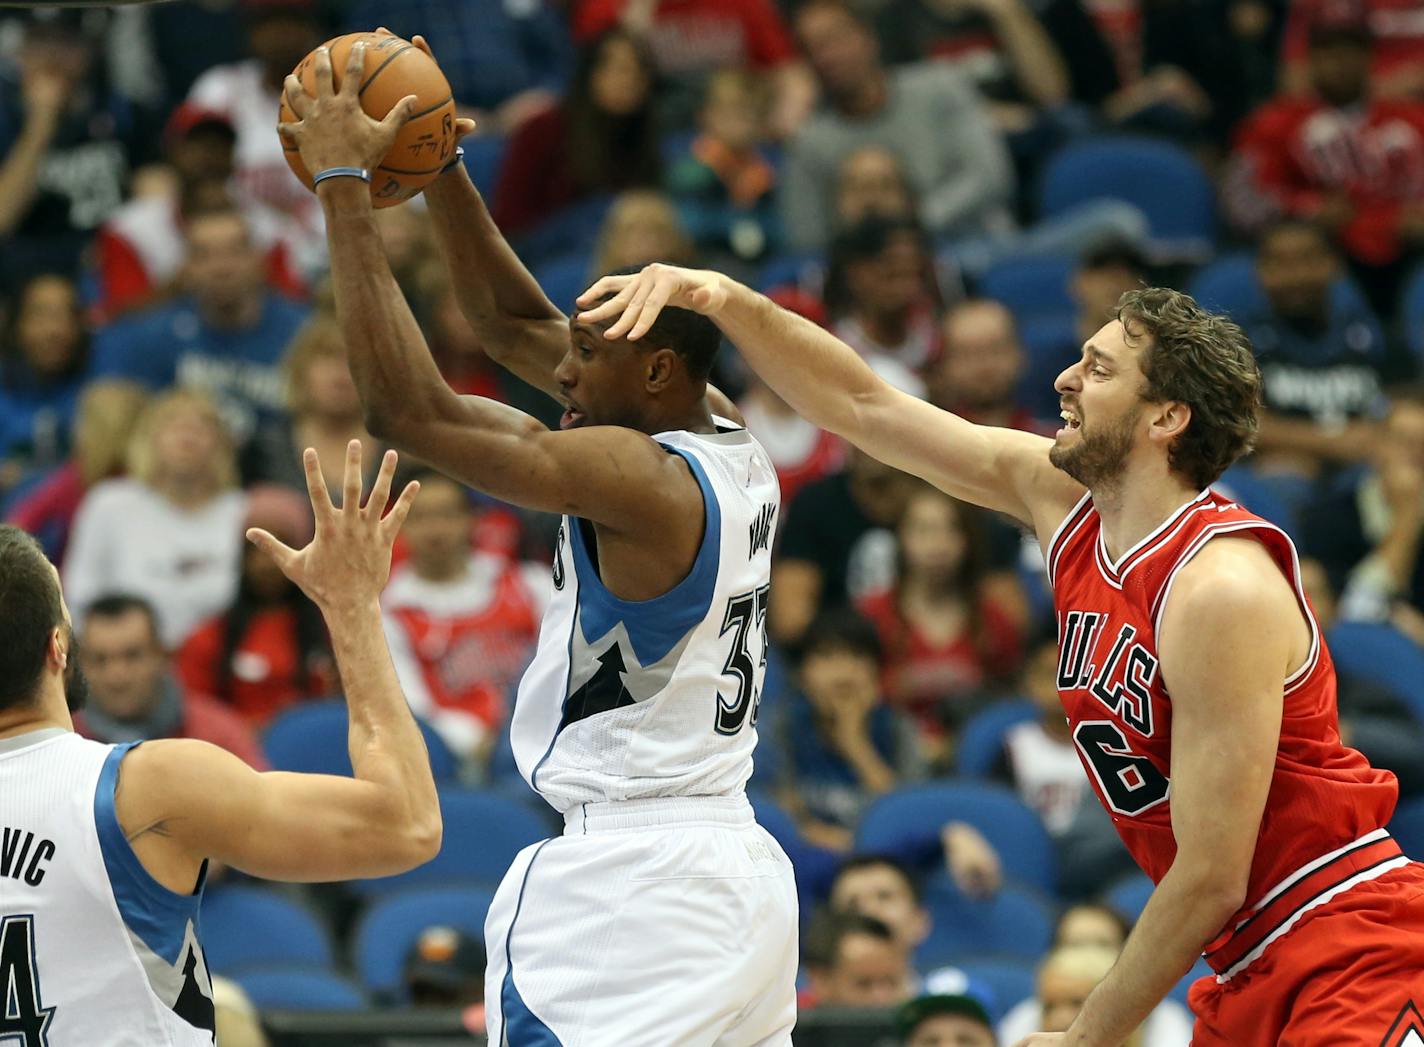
top-left (977, 254), bottom-right (1076, 322)
top-left (748, 790), bottom-right (840, 907)
top-left (1104, 872), bottom-right (1155, 922)
top-left (1039, 139), bottom-right (1215, 260)
top-left (1402, 264), bottom-right (1424, 362)
top-left (229, 966), bottom-right (368, 1012)
top-left (1325, 621), bottom-right (1424, 723)
top-left (854, 782), bottom-right (1057, 893)
top-left (355, 788), bottom-right (551, 894)
top-left (459, 133), bottom-right (507, 198)
top-left (955, 699), bottom-right (1039, 778)
top-left (534, 252), bottom-right (594, 313)
top-left (915, 877), bottom-right (1056, 968)
top-left (352, 885), bottom-right (497, 999)
top-left (1212, 465), bottom-right (1298, 536)
top-left (1390, 798), bottom-right (1424, 860)
top-left (262, 699), bottom-right (457, 782)
top-left (201, 886), bottom-right (333, 973)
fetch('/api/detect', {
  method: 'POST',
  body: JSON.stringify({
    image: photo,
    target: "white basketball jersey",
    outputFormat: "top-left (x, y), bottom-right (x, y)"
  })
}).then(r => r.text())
top-left (0, 729), bottom-right (215, 1045)
top-left (510, 420), bottom-right (781, 812)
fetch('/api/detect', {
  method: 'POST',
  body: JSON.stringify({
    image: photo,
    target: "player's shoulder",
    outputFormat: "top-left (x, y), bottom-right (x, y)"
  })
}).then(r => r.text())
top-left (1166, 534), bottom-right (1294, 620)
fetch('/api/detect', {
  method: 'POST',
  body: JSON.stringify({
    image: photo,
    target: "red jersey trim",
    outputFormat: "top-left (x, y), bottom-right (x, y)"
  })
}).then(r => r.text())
top-left (1205, 830), bottom-right (1411, 980)
top-left (1045, 491), bottom-right (1094, 588)
top-left (1148, 517), bottom-right (1322, 695)
top-left (1092, 489), bottom-right (1214, 590)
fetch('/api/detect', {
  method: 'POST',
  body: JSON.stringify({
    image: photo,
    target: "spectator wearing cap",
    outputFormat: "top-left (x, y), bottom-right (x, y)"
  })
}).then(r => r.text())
top-left (93, 103), bottom-right (307, 321)
top-left (176, 485), bottom-right (333, 729)
top-left (898, 989), bottom-right (998, 1047)
top-left (74, 592), bottom-right (268, 770)
top-left (1226, 13), bottom-right (1424, 311)
top-left (341, 0), bottom-right (571, 133)
top-left (1279, 0), bottom-right (1424, 100)
top-left (185, 0), bottom-right (328, 242)
top-left (93, 207), bottom-right (310, 455)
top-left (0, 10), bottom-right (158, 291)
top-left (804, 911), bottom-right (917, 1010)
top-left (405, 925), bottom-right (487, 1014)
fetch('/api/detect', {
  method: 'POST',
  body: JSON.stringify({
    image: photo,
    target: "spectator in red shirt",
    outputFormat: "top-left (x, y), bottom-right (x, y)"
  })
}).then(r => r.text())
top-left (74, 593), bottom-right (267, 768)
top-left (1280, 0), bottom-right (1424, 99)
top-left (571, 0), bottom-right (815, 134)
top-left (1226, 15), bottom-right (1424, 308)
top-left (492, 31), bottom-right (661, 237)
top-left (856, 484), bottom-right (1024, 759)
top-left (177, 486), bottom-right (333, 728)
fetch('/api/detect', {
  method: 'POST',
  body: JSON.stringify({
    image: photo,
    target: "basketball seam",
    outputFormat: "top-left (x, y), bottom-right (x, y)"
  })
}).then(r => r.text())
top-left (358, 43), bottom-right (415, 96)
top-left (408, 94), bottom-right (453, 120)
top-left (377, 162), bottom-right (448, 175)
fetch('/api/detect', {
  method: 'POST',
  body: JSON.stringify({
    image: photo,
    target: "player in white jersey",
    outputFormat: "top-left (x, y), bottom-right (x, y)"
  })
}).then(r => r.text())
top-left (280, 39), bottom-right (798, 1046)
top-left (0, 444), bottom-right (440, 1045)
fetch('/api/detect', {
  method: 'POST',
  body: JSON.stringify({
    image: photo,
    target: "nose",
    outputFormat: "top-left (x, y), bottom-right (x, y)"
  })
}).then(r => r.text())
top-left (554, 348), bottom-right (577, 390)
top-left (1054, 358), bottom-right (1083, 397)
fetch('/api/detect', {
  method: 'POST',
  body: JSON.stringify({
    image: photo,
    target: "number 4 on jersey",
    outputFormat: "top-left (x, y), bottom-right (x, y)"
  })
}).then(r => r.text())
top-left (0, 915), bottom-right (55, 1046)
top-left (716, 584), bottom-right (771, 735)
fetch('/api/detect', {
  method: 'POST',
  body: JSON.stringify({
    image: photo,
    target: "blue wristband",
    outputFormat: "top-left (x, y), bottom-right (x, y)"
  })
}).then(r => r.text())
top-left (441, 146), bottom-right (465, 173)
top-left (312, 166), bottom-right (371, 187)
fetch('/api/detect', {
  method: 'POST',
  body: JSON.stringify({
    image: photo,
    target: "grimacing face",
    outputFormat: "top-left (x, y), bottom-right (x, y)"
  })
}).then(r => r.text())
top-left (1049, 321), bottom-right (1150, 489)
top-left (554, 317), bottom-right (668, 432)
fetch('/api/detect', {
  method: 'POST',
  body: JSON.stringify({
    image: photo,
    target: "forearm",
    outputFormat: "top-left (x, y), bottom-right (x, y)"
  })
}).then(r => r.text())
top-left (1067, 864), bottom-right (1239, 1045)
top-left (1256, 415), bottom-right (1374, 463)
top-left (422, 167), bottom-right (565, 392)
top-left (0, 118), bottom-right (56, 235)
top-left (1374, 507), bottom-right (1424, 593)
top-left (325, 600), bottom-right (440, 837)
top-left (988, 5), bottom-right (1069, 105)
top-left (839, 733), bottom-right (898, 793)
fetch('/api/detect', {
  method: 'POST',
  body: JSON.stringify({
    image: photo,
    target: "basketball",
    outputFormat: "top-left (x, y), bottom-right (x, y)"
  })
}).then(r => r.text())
top-left (278, 32), bottom-right (456, 208)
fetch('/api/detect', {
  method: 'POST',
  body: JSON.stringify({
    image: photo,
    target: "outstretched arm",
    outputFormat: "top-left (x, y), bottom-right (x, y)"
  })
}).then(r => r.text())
top-left (278, 42), bottom-right (701, 531)
top-left (578, 265), bottom-right (1083, 532)
top-left (117, 445), bottom-right (442, 885)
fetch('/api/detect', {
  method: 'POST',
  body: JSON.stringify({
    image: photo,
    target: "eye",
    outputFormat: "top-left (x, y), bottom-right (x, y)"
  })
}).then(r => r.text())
top-left (579, 345), bottom-right (593, 358)
top-left (1090, 366), bottom-right (1108, 378)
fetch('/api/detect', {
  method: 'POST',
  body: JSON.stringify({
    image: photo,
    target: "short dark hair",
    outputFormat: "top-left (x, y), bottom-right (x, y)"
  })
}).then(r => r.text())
top-left (0, 526), bottom-right (65, 710)
top-left (84, 594), bottom-right (162, 645)
top-left (800, 608), bottom-right (883, 666)
top-left (831, 854), bottom-right (923, 904)
top-left (1079, 239), bottom-right (1149, 276)
top-left (597, 267), bottom-right (723, 382)
top-left (804, 910), bottom-right (897, 969)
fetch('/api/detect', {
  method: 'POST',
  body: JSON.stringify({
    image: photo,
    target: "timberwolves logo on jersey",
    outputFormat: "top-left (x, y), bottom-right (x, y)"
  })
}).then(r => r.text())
top-left (1386, 1002), bottom-right (1424, 1047)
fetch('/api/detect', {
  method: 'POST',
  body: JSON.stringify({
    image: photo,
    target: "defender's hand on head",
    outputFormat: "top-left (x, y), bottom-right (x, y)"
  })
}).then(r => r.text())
top-left (576, 263), bottom-right (729, 341)
top-left (246, 442), bottom-right (419, 613)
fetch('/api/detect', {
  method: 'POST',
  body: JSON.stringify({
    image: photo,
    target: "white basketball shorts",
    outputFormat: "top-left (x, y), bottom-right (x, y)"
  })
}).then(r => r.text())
top-left (484, 794), bottom-right (799, 1046)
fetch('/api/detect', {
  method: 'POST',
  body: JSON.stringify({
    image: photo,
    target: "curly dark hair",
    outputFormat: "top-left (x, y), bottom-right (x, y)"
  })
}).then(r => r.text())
top-left (1117, 288), bottom-right (1263, 490)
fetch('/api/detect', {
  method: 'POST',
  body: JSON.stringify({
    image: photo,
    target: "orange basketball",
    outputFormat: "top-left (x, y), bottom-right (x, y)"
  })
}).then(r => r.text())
top-left (278, 31), bottom-right (456, 208)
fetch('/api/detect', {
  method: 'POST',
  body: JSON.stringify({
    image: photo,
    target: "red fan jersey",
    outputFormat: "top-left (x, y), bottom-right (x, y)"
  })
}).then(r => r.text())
top-left (1046, 488), bottom-right (1401, 979)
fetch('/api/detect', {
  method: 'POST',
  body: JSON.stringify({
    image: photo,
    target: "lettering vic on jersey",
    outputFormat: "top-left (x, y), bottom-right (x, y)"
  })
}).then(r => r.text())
top-left (1055, 608), bottom-right (1173, 819)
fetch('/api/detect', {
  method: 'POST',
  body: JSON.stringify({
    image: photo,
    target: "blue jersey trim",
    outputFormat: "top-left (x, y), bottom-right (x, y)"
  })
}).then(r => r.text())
top-left (530, 558), bottom-right (581, 795)
top-left (501, 839), bottom-right (561, 1046)
top-left (567, 445), bottom-right (721, 668)
top-left (94, 743), bottom-right (208, 967)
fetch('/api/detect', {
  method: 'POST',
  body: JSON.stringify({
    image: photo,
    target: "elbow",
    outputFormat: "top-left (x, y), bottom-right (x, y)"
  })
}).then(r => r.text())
top-left (1179, 864), bottom-right (1250, 925)
top-left (406, 810), bottom-right (444, 866)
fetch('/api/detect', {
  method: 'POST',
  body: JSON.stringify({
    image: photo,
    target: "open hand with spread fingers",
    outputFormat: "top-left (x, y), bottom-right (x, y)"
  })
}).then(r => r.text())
top-left (575, 263), bottom-right (732, 341)
top-left (246, 441), bottom-right (419, 615)
top-left (278, 40), bottom-right (418, 180)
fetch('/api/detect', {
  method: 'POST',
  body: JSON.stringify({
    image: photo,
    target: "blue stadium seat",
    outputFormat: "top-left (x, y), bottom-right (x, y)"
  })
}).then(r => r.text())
top-left (1190, 252), bottom-right (1372, 324)
top-left (1039, 138), bottom-right (1215, 259)
top-left (459, 133), bottom-right (507, 198)
top-left (513, 194), bottom-right (616, 271)
top-left (755, 251), bottom-right (824, 293)
top-left (977, 255), bottom-right (1076, 322)
top-left (947, 957), bottom-right (1038, 1021)
top-left (915, 876), bottom-right (1056, 968)
top-left (356, 788), bottom-right (551, 894)
top-left (854, 782), bottom-right (1057, 893)
top-left (534, 252), bottom-right (594, 313)
top-left (1103, 872), bottom-right (1155, 922)
top-left (201, 886), bottom-right (333, 973)
top-left (1402, 264), bottom-right (1424, 362)
top-left (955, 700), bottom-right (1038, 778)
top-left (748, 790), bottom-right (839, 907)
top-left (1016, 315), bottom-right (1079, 421)
top-left (1213, 465), bottom-right (1297, 536)
top-left (229, 966), bottom-right (368, 1011)
top-left (262, 699), bottom-right (457, 782)
top-left (1390, 798), bottom-right (1424, 861)
top-left (352, 885), bottom-right (496, 999)
top-left (1325, 622), bottom-right (1424, 724)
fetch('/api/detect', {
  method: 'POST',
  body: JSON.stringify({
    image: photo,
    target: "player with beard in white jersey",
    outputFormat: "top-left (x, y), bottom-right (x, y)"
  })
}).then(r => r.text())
top-left (279, 37), bottom-right (797, 1047)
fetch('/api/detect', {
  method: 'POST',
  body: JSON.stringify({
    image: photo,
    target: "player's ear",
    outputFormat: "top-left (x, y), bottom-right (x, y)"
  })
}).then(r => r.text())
top-left (644, 347), bottom-right (678, 392)
top-left (1151, 400), bottom-right (1191, 445)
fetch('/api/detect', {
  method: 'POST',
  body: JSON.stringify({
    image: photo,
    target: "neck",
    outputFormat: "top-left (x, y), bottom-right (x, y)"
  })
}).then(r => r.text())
top-left (860, 307), bottom-right (910, 346)
top-left (835, 70), bottom-right (888, 118)
top-left (1090, 467), bottom-right (1199, 562)
top-left (645, 397), bottom-right (719, 436)
top-left (155, 474), bottom-right (217, 510)
top-left (901, 571), bottom-right (960, 602)
top-left (0, 682), bottom-right (73, 739)
top-left (199, 293), bottom-right (261, 331)
top-left (416, 555), bottom-right (470, 584)
top-left (297, 413), bottom-right (367, 438)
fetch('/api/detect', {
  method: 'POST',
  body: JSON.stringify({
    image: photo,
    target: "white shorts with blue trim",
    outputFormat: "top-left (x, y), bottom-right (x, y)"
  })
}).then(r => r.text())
top-left (484, 795), bottom-right (799, 1047)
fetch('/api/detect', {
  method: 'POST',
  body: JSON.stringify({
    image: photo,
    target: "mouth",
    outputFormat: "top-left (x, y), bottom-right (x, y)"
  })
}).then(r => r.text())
top-left (1057, 405), bottom-right (1082, 439)
top-left (559, 401), bottom-right (587, 430)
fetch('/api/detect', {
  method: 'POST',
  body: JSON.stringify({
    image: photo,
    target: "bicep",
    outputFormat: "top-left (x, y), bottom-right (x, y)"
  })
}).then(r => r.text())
top-left (479, 316), bottom-right (569, 402)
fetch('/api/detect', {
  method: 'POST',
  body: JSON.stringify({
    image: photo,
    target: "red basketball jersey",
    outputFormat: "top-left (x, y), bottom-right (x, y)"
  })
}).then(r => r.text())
top-left (1046, 488), bottom-right (1400, 975)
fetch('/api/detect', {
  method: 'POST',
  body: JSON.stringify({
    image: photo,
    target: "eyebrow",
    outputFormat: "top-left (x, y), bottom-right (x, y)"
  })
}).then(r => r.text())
top-left (1083, 344), bottom-right (1116, 368)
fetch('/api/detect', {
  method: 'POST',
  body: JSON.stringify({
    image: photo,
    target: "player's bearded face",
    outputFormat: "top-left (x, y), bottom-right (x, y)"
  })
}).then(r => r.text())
top-left (1050, 400), bottom-right (1143, 487)
top-left (63, 627), bottom-right (89, 713)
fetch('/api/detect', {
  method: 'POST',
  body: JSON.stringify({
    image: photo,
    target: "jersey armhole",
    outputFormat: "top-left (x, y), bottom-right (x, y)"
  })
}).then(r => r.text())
top-left (1044, 490), bottom-right (1094, 589)
top-left (93, 743), bottom-right (209, 966)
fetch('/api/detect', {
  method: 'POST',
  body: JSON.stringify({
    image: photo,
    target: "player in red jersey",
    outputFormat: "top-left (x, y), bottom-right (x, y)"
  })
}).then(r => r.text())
top-left (579, 265), bottom-right (1424, 1046)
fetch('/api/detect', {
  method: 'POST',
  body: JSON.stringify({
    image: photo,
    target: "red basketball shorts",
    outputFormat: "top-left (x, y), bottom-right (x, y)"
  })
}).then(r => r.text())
top-left (1190, 860), bottom-right (1424, 1046)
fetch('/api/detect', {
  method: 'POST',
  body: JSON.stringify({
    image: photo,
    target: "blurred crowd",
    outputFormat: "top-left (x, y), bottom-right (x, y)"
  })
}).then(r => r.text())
top-left (3, 0), bottom-right (1424, 1040)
